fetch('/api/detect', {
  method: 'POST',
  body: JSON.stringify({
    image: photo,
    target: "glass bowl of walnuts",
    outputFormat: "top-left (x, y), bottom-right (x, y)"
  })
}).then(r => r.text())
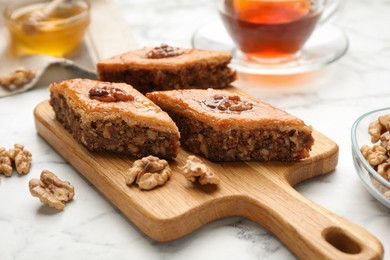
top-left (351, 108), bottom-right (390, 208)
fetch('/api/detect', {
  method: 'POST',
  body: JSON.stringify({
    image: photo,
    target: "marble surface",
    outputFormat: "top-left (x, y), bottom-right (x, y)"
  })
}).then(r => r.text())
top-left (1, 0), bottom-right (390, 259)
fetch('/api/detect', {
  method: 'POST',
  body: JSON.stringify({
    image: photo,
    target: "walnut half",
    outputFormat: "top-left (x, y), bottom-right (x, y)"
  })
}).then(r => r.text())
top-left (202, 95), bottom-right (253, 112)
top-left (126, 155), bottom-right (172, 190)
top-left (0, 144), bottom-right (32, 176)
top-left (0, 147), bottom-right (12, 177)
top-left (360, 144), bottom-right (388, 166)
top-left (8, 144), bottom-right (32, 175)
top-left (89, 85), bottom-right (134, 102)
top-left (29, 170), bottom-right (75, 210)
top-left (181, 155), bottom-right (220, 185)
top-left (0, 67), bottom-right (35, 91)
top-left (146, 44), bottom-right (184, 59)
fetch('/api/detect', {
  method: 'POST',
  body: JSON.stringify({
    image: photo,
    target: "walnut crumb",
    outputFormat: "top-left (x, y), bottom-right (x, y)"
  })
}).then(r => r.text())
top-left (146, 44), bottom-right (184, 59)
top-left (29, 170), bottom-right (75, 210)
top-left (181, 155), bottom-right (220, 185)
top-left (0, 67), bottom-right (36, 91)
top-left (126, 155), bottom-right (172, 190)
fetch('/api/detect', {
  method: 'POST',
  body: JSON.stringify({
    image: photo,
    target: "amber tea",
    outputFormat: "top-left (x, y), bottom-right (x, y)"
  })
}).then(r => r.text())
top-left (219, 0), bottom-right (323, 61)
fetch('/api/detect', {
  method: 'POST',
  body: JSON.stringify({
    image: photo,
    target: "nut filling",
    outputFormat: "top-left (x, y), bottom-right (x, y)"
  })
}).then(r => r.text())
top-left (126, 155), bottom-right (172, 190)
top-left (29, 170), bottom-right (75, 210)
top-left (202, 95), bottom-right (253, 112)
top-left (146, 44), bottom-right (184, 59)
top-left (89, 85), bottom-right (134, 102)
top-left (169, 112), bottom-right (313, 162)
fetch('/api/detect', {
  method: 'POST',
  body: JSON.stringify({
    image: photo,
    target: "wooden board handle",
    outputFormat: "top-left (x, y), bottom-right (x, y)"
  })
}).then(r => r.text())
top-left (243, 184), bottom-right (384, 259)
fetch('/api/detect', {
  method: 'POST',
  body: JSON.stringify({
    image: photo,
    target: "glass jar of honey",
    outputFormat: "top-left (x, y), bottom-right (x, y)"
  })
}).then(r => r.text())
top-left (3, 0), bottom-right (90, 57)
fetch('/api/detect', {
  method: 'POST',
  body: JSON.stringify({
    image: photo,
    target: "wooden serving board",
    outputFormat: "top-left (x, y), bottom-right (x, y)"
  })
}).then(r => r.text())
top-left (34, 100), bottom-right (383, 260)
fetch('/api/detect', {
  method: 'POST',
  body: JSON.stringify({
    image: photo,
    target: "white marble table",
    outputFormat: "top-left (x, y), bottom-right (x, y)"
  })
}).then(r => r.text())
top-left (1, 0), bottom-right (390, 259)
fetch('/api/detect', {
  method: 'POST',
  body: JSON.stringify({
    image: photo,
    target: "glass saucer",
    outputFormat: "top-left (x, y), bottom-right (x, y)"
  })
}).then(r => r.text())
top-left (191, 19), bottom-right (349, 75)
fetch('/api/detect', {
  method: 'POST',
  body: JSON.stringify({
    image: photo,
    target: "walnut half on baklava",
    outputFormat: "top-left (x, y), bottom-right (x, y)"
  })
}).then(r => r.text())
top-left (147, 89), bottom-right (314, 162)
top-left (49, 79), bottom-right (180, 159)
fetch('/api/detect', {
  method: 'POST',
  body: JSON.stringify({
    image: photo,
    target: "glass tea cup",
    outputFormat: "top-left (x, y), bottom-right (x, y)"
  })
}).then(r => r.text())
top-left (217, 0), bottom-right (326, 63)
top-left (3, 0), bottom-right (90, 57)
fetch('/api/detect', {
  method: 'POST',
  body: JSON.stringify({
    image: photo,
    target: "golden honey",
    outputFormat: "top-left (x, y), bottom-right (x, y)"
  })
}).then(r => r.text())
top-left (4, 0), bottom-right (90, 57)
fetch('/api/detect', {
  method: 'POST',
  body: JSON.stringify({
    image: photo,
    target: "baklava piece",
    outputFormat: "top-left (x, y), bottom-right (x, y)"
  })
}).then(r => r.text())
top-left (147, 89), bottom-right (314, 162)
top-left (97, 44), bottom-right (236, 93)
top-left (49, 79), bottom-right (180, 159)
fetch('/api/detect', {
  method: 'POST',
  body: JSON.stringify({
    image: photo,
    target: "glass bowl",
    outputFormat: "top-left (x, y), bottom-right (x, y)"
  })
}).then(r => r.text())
top-left (3, 0), bottom-right (90, 57)
top-left (351, 108), bottom-right (390, 209)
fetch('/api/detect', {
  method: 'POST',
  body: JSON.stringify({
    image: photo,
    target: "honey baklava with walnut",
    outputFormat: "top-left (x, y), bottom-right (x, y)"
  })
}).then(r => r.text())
top-left (49, 79), bottom-right (180, 159)
top-left (97, 44), bottom-right (236, 93)
top-left (147, 89), bottom-right (314, 162)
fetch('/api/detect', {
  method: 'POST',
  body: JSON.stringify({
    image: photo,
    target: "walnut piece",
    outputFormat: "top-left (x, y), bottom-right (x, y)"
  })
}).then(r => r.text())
top-left (126, 155), bottom-right (172, 190)
top-left (360, 144), bottom-right (388, 166)
top-left (378, 115), bottom-right (390, 131)
top-left (181, 155), bottom-right (220, 185)
top-left (0, 67), bottom-right (36, 91)
top-left (377, 158), bottom-right (390, 180)
top-left (29, 170), bottom-right (75, 210)
top-left (361, 114), bottom-right (390, 186)
top-left (0, 147), bottom-right (13, 177)
top-left (89, 85), bottom-right (134, 102)
top-left (8, 144), bottom-right (32, 174)
top-left (380, 132), bottom-right (390, 156)
top-left (146, 44), bottom-right (184, 59)
top-left (368, 120), bottom-right (385, 143)
top-left (202, 95), bottom-right (253, 112)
